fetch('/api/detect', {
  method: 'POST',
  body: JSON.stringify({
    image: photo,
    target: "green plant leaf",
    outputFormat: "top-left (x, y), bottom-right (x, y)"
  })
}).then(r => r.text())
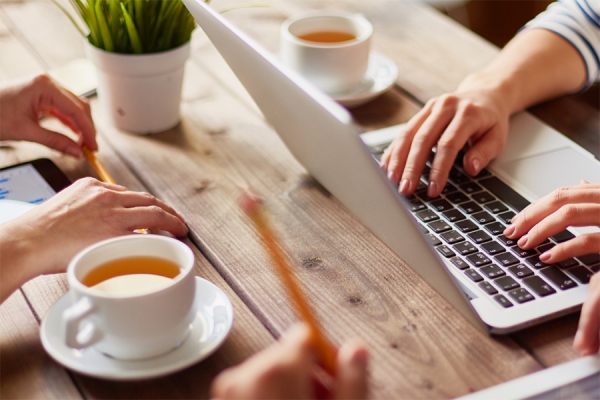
top-left (120, 2), bottom-right (143, 54)
top-left (95, 0), bottom-right (114, 52)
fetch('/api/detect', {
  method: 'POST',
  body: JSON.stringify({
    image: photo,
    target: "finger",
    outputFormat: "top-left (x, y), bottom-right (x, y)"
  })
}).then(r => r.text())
top-left (332, 339), bottom-right (369, 400)
top-left (382, 105), bottom-right (432, 184)
top-left (574, 273), bottom-right (600, 355)
top-left (18, 121), bottom-right (83, 157)
top-left (400, 101), bottom-right (454, 195)
top-left (538, 233), bottom-right (600, 264)
top-left (36, 76), bottom-right (97, 150)
top-left (507, 187), bottom-right (600, 238)
top-left (117, 191), bottom-right (186, 223)
top-left (517, 204), bottom-right (600, 249)
top-left (73, 177), bottom-right (129, 193)
top-left (462, 123), bottom-right (506, 176)
top-left (428, 113), bottom-right (484, 197)
top-left (119, 207), bottom-right (189, 237)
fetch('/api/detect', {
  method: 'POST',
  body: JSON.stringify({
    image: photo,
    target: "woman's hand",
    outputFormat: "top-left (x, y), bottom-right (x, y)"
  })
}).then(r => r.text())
top-left (0, 178), bottom-right (188, 302)
top-left (504, 181), bottom-right (600, 355)
top-left (211, 323), bottom-right (369, 399)
top-left (380, 77), bottom-right (511, 198)
top-left (0, 74), bottom-right (97, 157)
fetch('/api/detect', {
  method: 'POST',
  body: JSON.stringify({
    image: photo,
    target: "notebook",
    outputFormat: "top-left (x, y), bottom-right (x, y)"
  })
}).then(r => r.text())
top-left (183, 0), bottom-right (600, 333)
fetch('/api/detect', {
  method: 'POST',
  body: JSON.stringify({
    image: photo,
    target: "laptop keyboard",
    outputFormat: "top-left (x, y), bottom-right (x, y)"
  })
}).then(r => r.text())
top-left (370, 145), bottom-right (600, 308)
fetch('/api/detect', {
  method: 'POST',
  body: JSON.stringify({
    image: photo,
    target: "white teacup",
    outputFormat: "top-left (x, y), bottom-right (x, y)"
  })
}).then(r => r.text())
top-left (280, 12), bottom-right (373, 95)
top-left (61, 235), bottom-right (196, 360)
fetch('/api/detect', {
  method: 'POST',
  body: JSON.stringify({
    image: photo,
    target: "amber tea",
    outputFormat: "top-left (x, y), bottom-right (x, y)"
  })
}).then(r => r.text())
top-left (297, 31), bottom-right (356, 43)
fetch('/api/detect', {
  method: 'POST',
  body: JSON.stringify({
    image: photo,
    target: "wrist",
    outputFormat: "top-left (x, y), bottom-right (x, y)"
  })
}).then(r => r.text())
top-left (0, 221), bottom-right (40, 302)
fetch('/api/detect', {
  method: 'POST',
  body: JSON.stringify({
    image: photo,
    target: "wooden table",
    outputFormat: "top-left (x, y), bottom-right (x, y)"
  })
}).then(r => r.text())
top-left (1, 0), bottom-right (598, 398)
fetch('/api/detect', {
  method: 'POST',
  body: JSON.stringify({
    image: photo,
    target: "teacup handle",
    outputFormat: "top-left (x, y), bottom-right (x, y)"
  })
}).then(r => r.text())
top-left (62, 297), bottom-right (103, 349)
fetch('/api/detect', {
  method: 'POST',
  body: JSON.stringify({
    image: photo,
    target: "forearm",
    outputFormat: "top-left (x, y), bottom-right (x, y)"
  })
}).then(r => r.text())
top-left (458, 28), bottom-right (587, 115)
top-left (0, 222), bottom-right (38, 304)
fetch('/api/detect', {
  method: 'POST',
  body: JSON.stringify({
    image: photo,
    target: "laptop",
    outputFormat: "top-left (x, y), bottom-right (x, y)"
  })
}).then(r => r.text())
top-left (183, 0), bottom-right (600, 334)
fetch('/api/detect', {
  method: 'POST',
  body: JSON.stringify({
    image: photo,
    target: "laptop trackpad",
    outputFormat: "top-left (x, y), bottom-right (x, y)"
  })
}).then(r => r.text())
top-left (496, 147), bottom-right (600, 200)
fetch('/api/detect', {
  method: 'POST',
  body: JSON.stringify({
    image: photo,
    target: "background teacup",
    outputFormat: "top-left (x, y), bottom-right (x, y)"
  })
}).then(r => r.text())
top-left (280, 12), bottom-right (373, 95)
top-left (62, 235), bottom-right (196, 360)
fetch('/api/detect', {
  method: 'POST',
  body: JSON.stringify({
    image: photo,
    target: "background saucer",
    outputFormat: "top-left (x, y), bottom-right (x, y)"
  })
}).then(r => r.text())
top-left (333, 51), bottom-right (398, 108)
top-left (40, 277), bottom-right (233, 380)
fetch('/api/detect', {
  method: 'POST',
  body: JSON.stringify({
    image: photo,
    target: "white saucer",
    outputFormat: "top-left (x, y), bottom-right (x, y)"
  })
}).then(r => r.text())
top-left (332, 51), bottom-right (398, 108)
top-left (40, 277), bottom-right (234, 380)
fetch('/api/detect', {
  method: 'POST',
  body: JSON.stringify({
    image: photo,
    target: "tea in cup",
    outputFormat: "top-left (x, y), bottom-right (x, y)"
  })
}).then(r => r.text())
top-left (62, 235), bottom-right (196, 360)
top-left (280, 13), bottom-right (373, 95)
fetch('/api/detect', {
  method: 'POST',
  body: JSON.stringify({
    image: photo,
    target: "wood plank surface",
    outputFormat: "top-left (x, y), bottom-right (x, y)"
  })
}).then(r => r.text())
top-left (1, 0), bottom-right (596, 398)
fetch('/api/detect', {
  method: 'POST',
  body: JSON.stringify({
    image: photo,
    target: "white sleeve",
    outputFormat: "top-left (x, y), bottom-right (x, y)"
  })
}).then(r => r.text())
top-left (524, 0), bottom-right (600, 88)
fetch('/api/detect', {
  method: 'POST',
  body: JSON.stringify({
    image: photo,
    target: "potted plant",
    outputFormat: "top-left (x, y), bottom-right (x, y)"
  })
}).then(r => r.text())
top-left (55, 0), bottom-right (198, 134)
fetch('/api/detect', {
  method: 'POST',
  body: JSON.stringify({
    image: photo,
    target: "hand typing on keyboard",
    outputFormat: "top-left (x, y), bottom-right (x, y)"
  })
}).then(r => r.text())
top-left (380, 27), bottom-right (586, 198)
top-left (504, 181), bottom-right (600, 356)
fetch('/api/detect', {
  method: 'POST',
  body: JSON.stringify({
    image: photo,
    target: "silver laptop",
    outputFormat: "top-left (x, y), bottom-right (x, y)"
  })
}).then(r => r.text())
top-left (183, 0), bottom-right (600, 334)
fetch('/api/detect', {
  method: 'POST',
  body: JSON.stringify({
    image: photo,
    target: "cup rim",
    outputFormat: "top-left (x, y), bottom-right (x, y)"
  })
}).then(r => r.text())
top-left (67, 235), bottom-right (194, 298)
top-left (281, 12), bottom-right (373, 49)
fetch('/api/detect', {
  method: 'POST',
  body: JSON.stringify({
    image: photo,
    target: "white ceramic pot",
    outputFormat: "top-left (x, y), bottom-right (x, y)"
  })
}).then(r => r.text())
top-left (85, 42), bottom-right (190, 134)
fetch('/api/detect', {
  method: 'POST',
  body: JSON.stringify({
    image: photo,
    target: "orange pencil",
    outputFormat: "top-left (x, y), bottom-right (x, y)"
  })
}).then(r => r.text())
top-left (239, 192), bottom-right (338, 375)
top-left (82, 146), bottom-right (116, 184)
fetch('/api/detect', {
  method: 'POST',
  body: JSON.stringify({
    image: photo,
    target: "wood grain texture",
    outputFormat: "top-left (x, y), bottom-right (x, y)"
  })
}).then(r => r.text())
top-left (0, 291), bottom-right (81, 399)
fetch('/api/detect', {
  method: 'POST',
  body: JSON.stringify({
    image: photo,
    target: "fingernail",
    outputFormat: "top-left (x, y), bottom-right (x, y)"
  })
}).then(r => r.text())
top-left (399, 179), bottom-right (411, 195)
top-left (504, 225), bottom-right (515, 237)
top-left (472, 158), bottom-right (481, 175)
top-left (427, 181), bottom-right (438, 198)
top-left (517, 234), bottom-right (528, 248)
top-left (540, 251), bottom-right (551, 262)
top-left (349, 346), bottom-right (368, 368)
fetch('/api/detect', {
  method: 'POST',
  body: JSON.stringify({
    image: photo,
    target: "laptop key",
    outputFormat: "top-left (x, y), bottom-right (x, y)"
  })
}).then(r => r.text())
top-left (592, 265), bottom-right (600, 273)
top-left (479, 281), bottom-right (498, 295)
top-left (449, 168), bottom-right (471, 185)
top-left (472, 191), bottom-right (495, 204)
top-left (480, 264), bottom-right (506, 279)
top-left (508, 288), bottom-right (534, 304)
top-left (508, 264), bottom-right (534, 279)
top-left (436, 245), bottom-right (455, 258)
top-left (539, 266), bottom-right (578, 290)
top-left (481, 241), bottom-right (506, 255)
top-left (458, 201), bottom-right (482, 214)
top-left (494, 276), bottom-right (520, 291)
top-left (465, 269), bottom-right (484, 282)
top-left (494, 252), bottom-right (520, 267)
top-left (484, 201), bottom-right (508, 214)
top-left (468, 230), bottom-right (492, 244)
top-left (525, 255), bottom-right (549, 270)
top-left (497, 211), bottom-right (516, 224)
top-left (537, 242), bottom-right (555, 253)
top-left (415, 180), bottom-right (428, 192)
top-left (551, 230), bottom-right (575, 243)
top-left (405, 198), bottom-right (426, 212)
top-left (497, 235), bottom-right (517, 247)
top-left (466, 252), bottom-right (492, 267)
top-left (567, 266), bottom-right (593, 284)
top-left (510, 246), bottom-right (537, 258)
top-left (471, 211), bottom-right (496, 225)
top-left (484, 222), bottom-right (505, 236)
top-left (494, 294), bottom-right (513, 308)
top-left (479, 177), bottom-right (531, 212)
top-left (425, 234), bottom-right (442, 247)
top-left (440, 230), bottom-right (465, 244)
top-left (474, 169), bottom-right (492, 179)
top-left (453, 241), bottom-right (478, 256)
top-left (416, 209), bottom-right (438, 223)
top-left (522, 276), bottom-right (556, 297)
top-left (429, 199), bottom-right (453, 212)
top-left (459, 182), bottom-right (483, 194)
top-left (428, 220), bottom-right (452, 233)
top-left (446, 192), bottom-right (470, 204)
top-left (455, 220), bottom-right (478, 233)
top-left (450, 257), bottom-right (469, 270)
top-left (557, 258), bottom-right (579, 269)
top-left (442, 209), bottom-right (466, 222)
top-left (576, 253), bottom-right (600, 267)
top-left (441, 183), bottom-right (458, 194)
